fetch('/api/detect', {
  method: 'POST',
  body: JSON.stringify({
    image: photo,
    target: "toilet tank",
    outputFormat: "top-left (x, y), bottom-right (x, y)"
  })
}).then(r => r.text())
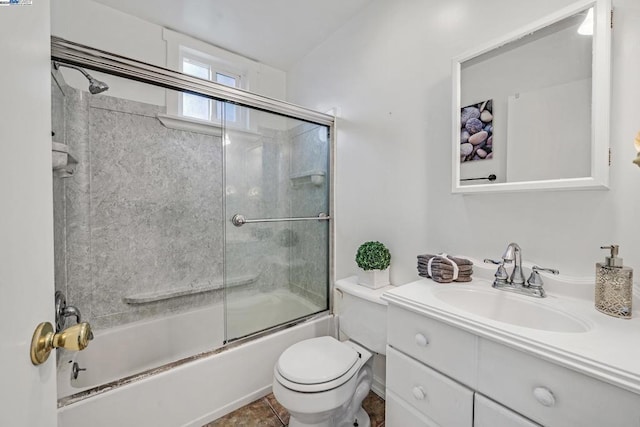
top-left (335, 276), bottom-right (393, 355)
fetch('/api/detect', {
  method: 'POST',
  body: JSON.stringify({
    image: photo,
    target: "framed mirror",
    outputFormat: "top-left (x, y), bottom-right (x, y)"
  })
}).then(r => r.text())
top-left (451, 0), bottom-right (611, 194)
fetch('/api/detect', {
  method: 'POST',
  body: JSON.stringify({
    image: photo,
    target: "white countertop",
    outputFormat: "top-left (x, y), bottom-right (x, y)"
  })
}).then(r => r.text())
top-left (381, 258), bottom-right (640, 395)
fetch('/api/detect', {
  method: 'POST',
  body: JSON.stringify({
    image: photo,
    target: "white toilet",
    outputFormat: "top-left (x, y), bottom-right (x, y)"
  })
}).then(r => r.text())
top-left (273, 277), bottom-right (390, 427)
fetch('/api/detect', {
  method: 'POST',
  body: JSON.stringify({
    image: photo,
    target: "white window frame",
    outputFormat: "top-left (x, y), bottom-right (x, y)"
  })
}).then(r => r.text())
top-left (163, 28), bottom-right (256, 130)
top-left (179, 47), bottom-right (246, 126)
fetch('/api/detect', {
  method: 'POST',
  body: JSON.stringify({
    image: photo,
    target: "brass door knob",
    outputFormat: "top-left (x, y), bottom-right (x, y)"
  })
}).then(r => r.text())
top-left (30, 321), bottom-right (93, 365)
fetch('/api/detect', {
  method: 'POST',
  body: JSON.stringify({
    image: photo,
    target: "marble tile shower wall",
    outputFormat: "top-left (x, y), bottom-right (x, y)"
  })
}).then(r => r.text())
top-left (53, 83), bottom-right (224, 330)
top-left (224, 127), bottom-right (291, 301)
top-left (288, 123), bottom-right (329, 307)
top-left (223, 119), bottom-right (329, 309)
top-left (52, 81), bottom-right (331, 332)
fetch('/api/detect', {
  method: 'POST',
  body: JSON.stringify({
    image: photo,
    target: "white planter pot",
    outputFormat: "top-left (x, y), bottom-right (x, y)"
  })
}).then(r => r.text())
top-left (357, 268), bottom-right (390, 289)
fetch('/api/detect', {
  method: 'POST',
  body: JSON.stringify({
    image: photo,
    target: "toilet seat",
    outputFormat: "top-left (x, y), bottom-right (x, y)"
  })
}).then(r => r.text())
top-left (275, 336), bottom-right (362, 393)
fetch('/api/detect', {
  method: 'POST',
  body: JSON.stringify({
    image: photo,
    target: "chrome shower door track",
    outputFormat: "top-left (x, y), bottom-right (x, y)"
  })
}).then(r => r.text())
top-left (51, 36), bottom-right (334, 126)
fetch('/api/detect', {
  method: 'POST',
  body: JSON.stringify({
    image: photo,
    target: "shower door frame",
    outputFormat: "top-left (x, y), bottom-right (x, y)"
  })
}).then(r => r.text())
top-left (52, 36), bottom-right (335, 404)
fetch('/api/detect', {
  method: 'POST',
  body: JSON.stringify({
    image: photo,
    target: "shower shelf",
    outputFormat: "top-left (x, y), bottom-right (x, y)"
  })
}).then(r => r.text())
top-left (122, 274), bottom-right (258, 305)
top-left (289, 170), bottom-right (326, 186)
top-left (52, 141), bottom-right (78, 178)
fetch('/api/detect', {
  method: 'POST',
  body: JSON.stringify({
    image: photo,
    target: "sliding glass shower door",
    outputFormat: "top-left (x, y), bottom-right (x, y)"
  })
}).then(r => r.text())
top-left (223, 103), bottom-right (330, 341)
top-left (51, 37), bottom-right (335, 403)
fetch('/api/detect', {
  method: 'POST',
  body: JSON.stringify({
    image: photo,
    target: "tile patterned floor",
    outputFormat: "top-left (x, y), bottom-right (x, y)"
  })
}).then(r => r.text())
top-left (205, 391), bottom-right (385, 427)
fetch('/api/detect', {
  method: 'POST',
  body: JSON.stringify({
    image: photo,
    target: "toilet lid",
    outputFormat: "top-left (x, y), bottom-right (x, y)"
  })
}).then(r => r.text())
top-left (276, 336), bottom-right (359, 385)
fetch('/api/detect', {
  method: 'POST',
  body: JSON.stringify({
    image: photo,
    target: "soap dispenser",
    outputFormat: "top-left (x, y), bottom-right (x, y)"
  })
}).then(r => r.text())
top-left (595, 245), bottom-right (633, 319)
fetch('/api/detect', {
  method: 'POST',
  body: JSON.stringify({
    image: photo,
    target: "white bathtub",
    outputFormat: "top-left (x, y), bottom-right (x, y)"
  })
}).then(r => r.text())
top-left (57, 304), bottom-right (226, 398)
top-left (57, 290), bottom-right (331, 427)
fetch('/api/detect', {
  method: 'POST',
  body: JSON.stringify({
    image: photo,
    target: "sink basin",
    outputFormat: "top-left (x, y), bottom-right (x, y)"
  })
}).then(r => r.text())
top-left (433, 287), bottom-right (590, 333)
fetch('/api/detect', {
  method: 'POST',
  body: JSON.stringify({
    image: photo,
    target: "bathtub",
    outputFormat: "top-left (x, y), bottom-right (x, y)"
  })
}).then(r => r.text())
top-left (57, 290), bottom-right (331, 427)
top-left (57, 303), bottom-right (226, 398)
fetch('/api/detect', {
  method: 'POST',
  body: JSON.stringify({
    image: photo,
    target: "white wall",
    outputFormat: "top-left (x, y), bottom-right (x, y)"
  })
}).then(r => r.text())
top-left (51, 0), bottom-right (286, 105)
top-left (287, 0), bottom-right (640, 285)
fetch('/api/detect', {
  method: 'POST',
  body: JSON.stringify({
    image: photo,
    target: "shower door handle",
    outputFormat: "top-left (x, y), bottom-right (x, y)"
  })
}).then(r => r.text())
top-left (231, 213), bottom-right (330, 227)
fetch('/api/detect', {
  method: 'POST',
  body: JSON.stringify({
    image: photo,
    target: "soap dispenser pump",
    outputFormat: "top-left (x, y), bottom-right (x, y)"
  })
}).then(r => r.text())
top-left (595, 245), bottom-right (633, 319)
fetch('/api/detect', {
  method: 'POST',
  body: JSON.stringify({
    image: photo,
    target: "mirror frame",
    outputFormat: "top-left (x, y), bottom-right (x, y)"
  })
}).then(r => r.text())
top-left (451, 0), bottom-right (611, 194)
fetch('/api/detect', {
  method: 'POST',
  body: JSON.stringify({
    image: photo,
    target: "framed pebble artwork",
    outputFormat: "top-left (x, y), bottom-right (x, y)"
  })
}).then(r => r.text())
top-left (460, 99), bottom-right (493, 162)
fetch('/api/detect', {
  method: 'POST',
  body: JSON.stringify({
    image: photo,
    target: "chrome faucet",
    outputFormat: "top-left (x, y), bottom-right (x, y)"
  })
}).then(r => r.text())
top-left (55, 291), bottom-right (83, 332)
top-left (502, 242), bottom-right (525, 285)
top-left (484, 243), bottom-right (558, 298)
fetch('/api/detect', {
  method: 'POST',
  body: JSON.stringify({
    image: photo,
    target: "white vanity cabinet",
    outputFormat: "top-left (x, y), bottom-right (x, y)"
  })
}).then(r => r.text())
top-left (474, 394), bottom-right (540, 427)
top-left (386, 304), bottom-right (537, 426)
top-left (385, 303), bottom-right (640, 426)
top-left (477, 339), bottom-right (640, 426)
top-left (386, 346), bottom-right (474, 426)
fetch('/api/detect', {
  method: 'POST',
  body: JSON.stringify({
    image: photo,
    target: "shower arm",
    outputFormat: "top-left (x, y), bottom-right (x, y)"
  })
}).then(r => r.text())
top-left (53, 61), bottom-right (91, 79)
top-left (52, 60), bottom-right (109, 94)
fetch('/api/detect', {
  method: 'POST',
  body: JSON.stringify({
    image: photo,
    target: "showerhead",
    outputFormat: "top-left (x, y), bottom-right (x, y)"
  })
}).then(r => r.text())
top-left (53, 61), bottom-right (109, 95)
top-left (88, 77), bottom-right (109, 94)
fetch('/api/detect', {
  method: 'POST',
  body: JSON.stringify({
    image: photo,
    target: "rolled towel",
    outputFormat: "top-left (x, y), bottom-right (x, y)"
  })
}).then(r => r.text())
top-left (418, 270), bottom-right (472, 279)
top-left (417, 254), bottom-right (473, 266)
top-left (417, 262), bottom-right (473, 273)
top-left (417, 265), bottom-right (473, 276)
top-left (416, 253), bottom-right (473, 283)
top-left (418, 258), bottom-right (472, 266)
top-left (419, 272), bottom-right (473, 283)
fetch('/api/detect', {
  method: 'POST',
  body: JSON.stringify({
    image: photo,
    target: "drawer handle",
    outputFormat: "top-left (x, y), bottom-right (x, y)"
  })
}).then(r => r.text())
top-left (414, 333), bottom-right (429, 347)
top-left (533, 386), bottom-right (556, 407)
top-left (412, 386), bottom-right (426, 400)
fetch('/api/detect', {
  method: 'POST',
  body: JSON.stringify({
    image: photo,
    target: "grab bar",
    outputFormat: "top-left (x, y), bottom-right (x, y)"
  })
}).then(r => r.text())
top-left (231, 213), bottom-right (329, 227)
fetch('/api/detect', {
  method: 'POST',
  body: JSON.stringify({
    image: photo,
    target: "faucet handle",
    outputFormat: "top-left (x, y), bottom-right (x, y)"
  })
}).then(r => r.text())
top-left (533, 265), bottom-right (559, 275)
top-left (484, 259), bottom-right (509, 286)
top-left (527, 265), bottom-right (559, 288)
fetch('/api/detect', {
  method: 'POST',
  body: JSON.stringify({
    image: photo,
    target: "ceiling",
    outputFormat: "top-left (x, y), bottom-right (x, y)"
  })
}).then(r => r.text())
top-left (92, 0), bottom-right (373, 70)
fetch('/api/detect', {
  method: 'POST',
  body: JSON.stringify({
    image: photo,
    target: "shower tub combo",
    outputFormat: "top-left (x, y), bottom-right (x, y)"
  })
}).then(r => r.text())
top-left (51, 37), bottom-right (334, 426)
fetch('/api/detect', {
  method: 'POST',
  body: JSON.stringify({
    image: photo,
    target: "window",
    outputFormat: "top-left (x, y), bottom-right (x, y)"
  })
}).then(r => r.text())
top-left (214, 73), bottom-right (238, 122)
top-left (180, 55), bottom-right (242, 124)
top-left (163, 28), bottom-right (267, 131)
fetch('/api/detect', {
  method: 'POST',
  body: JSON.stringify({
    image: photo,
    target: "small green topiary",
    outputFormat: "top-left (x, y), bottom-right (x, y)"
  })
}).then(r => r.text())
top-left (355, 241), bottom-right (391, 271)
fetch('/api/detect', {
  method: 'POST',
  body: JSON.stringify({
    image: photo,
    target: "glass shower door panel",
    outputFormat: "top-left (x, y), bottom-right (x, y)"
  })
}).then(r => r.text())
top-left (51, 72), bottom-right (227, 397)
top-left (224, 105), bottom-right (330, 341)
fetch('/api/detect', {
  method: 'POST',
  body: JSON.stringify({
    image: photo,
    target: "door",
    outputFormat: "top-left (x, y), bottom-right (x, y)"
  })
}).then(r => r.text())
top-left (0, 1), bottom-right (57, 426)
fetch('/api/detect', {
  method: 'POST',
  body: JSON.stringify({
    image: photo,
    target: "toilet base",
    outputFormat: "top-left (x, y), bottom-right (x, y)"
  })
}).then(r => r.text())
top-left (288, 406), bottom-right (370, 427)
top-left (339, 407), bottom-right (370, 427)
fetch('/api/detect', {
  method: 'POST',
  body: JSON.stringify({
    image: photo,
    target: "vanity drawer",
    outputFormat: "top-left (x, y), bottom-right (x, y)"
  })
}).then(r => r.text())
top-left (474, 393), bottom-right (540, 427)
top-left (477, 339), bottom-right (640, 427)
top-left (387, 304), bottom-right (477, 387)
top-left (386, 346), bottom-right (474, 427)
top-left (386, 390), bottom-right (437, 427)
